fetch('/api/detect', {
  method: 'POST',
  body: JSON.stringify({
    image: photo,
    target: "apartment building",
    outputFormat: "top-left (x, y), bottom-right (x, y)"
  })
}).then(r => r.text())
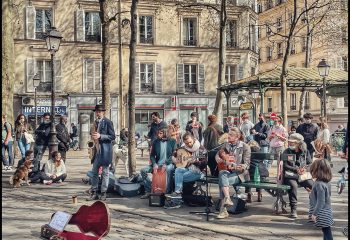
top-left (13, 0), bottom-right (258, 138)
top-left (257, 0), bottom-right (348, 130)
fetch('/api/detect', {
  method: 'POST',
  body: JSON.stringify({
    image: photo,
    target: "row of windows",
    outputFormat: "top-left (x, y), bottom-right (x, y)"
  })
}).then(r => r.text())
top-left (26, 59), bottom-right (245, 94)
top-left (258, 40), bottom-right (307, 62)
top-left (26, 7), bottom-right (255, 50)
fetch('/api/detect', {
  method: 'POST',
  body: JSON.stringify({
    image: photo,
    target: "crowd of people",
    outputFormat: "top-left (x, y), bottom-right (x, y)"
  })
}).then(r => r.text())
top-left (2, 108), bottom-right (348, 239)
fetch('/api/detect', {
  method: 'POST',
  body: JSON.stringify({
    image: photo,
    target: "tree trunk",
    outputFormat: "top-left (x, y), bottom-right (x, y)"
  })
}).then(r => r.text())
top-left (127, 0), bottom-right (138, 176)
top-left (298, 88), bottom-right (306, 117)
top-left (100, 0), bottom-right (111, 118)
top-left (212, 0), bottom-right (227, 124)
top-left (2, 0), bottom-right (15, 123)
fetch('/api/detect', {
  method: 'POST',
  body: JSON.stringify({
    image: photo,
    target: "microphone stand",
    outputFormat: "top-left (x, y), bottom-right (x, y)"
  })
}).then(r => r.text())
top-left (189, 143), bottom-right (226, 221)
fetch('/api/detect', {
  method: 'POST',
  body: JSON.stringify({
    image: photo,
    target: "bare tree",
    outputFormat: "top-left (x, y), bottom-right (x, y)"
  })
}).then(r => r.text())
top-left (127, 0), bottom-right (139, 176)
top-left (2, 0), bottom-right (17, 123)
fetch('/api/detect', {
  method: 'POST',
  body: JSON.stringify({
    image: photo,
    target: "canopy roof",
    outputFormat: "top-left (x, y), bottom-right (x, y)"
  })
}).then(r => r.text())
top-left (218, 67), bottom-right (349, 92)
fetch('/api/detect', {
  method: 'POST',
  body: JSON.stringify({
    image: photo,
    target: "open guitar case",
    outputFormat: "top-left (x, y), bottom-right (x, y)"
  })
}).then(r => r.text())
top-left (41, 201), bottom-right (111, 240)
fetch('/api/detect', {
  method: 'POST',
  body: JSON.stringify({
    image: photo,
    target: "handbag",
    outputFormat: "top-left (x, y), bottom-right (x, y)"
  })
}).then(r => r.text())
top-left (298, 172), bottom-right (312, 182)
top-left (24, 132), bottom-right (35, 144)
top-left (284, 170), bottom-right (299, 180)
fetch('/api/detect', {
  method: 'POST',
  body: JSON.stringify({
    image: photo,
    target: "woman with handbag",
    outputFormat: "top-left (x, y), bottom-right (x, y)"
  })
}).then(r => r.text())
top-left (282, 133), bottom-right (314, 218)
top-left (14, 114), bottom-right (33, 159)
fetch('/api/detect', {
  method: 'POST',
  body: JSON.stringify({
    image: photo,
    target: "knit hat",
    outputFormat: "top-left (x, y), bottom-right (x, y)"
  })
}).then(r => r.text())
top-left (208, 114), bottom-right (217, 123)
top-left (288, 133), bottom-right (304, 143)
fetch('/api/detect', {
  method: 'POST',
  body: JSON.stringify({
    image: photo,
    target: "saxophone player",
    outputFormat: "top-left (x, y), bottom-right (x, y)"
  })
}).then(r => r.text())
top-left (87, 104), bottom-right (116, 201)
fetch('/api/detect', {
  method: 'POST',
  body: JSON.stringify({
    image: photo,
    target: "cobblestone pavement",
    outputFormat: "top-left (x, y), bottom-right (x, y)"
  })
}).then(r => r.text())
top-left (2, 149), bottom-right (348, 240)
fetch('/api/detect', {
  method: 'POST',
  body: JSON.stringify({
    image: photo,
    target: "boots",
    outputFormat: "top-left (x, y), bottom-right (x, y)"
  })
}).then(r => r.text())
top-left (257, 191), bottom-right (262, 202)
top-left (246, 193), bottom-right (252, 203)
top-left (87, 191), bottom-right (99, 201)
top-left (290, 209), bottom-right (298, 218)
top-left (100, 192), bottom-right (107, 201)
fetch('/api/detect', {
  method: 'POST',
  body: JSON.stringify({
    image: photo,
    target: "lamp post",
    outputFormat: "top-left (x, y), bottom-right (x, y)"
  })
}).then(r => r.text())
top-left (33, 73), bottom-right (41, 128)
top-left (45, 27), bottom-right (63, 155)
top-left (317, 59), bottom-right (330, 118)
top-left (251, 90), bottom-right (260, 123)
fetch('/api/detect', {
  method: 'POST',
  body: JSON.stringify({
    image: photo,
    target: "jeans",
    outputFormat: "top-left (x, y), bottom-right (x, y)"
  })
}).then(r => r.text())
top-left (140, 164), bottom-right (175, 193)
top-left (322, 227), bottom-right (333, 240)
top-left (2, 141), bottom-right (14, 166)
top-left (218, 170), bottom-right (241, 199)
top-left (33, 145), bottom-right (48, 172)
top-left (18, 138), bottom-right (30, 159)
top-left (91, 161), bottom-right (109, 193)
top-left (284, 178), bottom-right (314, 210)
top-left (174, 167), bottom-right (203, 193)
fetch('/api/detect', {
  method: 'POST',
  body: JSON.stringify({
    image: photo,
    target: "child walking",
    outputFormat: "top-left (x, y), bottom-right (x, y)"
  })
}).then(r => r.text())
top-left (309, 159), bottom-right (334, 240)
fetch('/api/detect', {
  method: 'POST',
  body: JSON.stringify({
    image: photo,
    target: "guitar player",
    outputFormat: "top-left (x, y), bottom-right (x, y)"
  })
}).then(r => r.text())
top-left (215, 127), bottom-right (251, 219)
top-left (169, 133), bottom-right (206, 200)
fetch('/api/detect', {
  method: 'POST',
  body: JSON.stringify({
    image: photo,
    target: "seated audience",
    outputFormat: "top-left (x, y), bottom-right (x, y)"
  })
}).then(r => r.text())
top-left (43, 151), bottom-right (67, 184)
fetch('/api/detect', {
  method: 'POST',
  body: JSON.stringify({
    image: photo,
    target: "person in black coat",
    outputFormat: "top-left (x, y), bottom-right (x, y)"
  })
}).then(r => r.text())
top-left (252, 113), bottom-right (270, 153)
top-left (33, 112), bottom-right (52, 172)
top-left (185, 112), bottom-right (203, 143)
top-left (147, 112), bottom-right (168, 144)
top-left (296, 112), bottom-right (318, 159)
top-left (282, 133), bottom-right (314, 218)
top-left (70, 123), bottom-right (78, 140)
top-left (56, 116), bottom-right (70, 163)
top-left (87, 105), bottom-right (116, 201)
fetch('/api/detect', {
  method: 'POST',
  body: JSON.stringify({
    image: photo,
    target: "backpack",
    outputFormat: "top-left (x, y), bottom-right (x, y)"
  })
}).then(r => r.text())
top-left (4, 122), bottom-right (15, 139)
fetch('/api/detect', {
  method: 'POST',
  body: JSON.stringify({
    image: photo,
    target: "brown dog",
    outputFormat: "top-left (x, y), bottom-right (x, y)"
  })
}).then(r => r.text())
top-left (10, 160), bottom-right (33, 188)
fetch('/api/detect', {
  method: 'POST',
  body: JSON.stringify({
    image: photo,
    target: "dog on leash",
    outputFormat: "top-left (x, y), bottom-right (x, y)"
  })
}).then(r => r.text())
top-left (9, 160), bottom-right (34, 188)
top-left (112, 144), bottom-right (129, 176)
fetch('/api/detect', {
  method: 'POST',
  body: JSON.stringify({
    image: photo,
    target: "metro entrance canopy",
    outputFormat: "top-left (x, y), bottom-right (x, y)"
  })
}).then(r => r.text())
top-left (218, 67), bottom-right (348, 116)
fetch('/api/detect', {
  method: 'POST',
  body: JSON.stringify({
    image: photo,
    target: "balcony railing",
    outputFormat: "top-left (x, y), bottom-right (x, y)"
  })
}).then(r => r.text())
top-left (226, 41), bottom-right (237, 48)
top-left (291, 49), bottom-right (296, 54)
top-left (183, 39), bottom-right (197, 46)
top-left (277, 53), bottom-right (283, 59)
top-left (267, 56), bottom-right (272, 61)
top-left (185, 83), bottom-right (197, 93)
top-left (140, 37), bottom-right (154, 44)
top-left (277, 26), bottom-right (282, 32)
top-left (268, 107), bottom-right (273, 112)
top-left (35, 32), bottom-right (47, 40)
top-left (304, 105), bottom-right (310, 110)
top-left (291, 105), bottom-right (296, 110)
top-left (85, 34), bottom-right (101, 42)
top-left (141, 83), bottom-right (154, 93)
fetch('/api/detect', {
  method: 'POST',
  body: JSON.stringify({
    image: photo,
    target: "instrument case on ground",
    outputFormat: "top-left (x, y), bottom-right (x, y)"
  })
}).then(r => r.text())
top-left (41, 201), bottom-right (110, 240)
top-left (114, 176), bottom-right (141, 197)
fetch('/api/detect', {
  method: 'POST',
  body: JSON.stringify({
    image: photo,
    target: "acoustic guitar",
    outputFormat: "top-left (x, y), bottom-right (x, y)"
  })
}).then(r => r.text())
top-left (217, 148), bottom-right (237, 171)
top-left (175, 148), bottom-right (198, 168)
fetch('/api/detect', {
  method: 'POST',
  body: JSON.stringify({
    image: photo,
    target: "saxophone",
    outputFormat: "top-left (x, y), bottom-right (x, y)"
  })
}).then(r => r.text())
top-left (87, 119), bottom-right (101, 160)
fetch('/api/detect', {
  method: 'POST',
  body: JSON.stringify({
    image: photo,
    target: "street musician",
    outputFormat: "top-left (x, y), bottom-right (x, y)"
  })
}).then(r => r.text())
top-left (215, 127), bottom-right (251, 219)
top-left (170, 133), bottom-right (207, 198)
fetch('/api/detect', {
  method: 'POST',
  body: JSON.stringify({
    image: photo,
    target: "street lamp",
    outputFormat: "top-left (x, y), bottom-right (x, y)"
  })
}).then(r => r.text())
top-left (317, 59), bottom-right (330, 118)
top-left (33, 73), bottom-right (41, 128)
top-left (251, 90), bottom-right (260, 123)
top-left (45, 27), bottom-right (63, 155)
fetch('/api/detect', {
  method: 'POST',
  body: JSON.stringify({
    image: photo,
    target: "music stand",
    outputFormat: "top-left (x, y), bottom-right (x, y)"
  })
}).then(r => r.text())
top-left (189, 144), bottom-right (224, 221)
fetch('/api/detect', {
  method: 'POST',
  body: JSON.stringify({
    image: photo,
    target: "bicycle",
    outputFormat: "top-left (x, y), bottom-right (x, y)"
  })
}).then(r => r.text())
top-left (69, 137), bottom-right (79, 151)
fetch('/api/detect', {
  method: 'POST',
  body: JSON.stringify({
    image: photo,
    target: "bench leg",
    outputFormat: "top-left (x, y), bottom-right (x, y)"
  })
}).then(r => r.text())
top-left (141, 149), bottom-right (144, 157)
top-left (272, 191), bottom-right (287, 214)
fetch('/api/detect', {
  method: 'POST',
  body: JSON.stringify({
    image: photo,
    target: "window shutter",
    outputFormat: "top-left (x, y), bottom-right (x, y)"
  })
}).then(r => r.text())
top-left (198, 64), bottom-right (205, 94)
top-left (76, 10), bottom-right (85, 41)
top-left (238, 65), bottom-right (244, 79)
top-left (155, 63), bottom-right (162, 93)
top-left (135, 62), bottom-right (140, 93)
top-left (94, 61), bottom-right (102, 91)
top-left (26, 59), bottom-right (35, 92)
top-left (177, 64), bottom-right (185, 93)
top-left (85, 60), bottom-right (94, 92)
top-left (26, 6), bottom-right (36, 39)
top-left (54, 60), bottom-right (62, 92)
top-left (336, 57), bottom-right (343, 69)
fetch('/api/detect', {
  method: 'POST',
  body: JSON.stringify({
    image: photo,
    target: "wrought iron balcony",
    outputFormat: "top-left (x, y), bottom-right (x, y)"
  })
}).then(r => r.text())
top-left (185, 83), bottom-right (197, 93)
top-left (141, 83), bottom-right (154, 93)
top-left (226, 41), bottom-right (237, 48)
top-left (85, 34), bottom-right (101, 42)
top-left (140, 37), bottom-right (154, 44)
top-left (183, 39), bottom-right (197, 46)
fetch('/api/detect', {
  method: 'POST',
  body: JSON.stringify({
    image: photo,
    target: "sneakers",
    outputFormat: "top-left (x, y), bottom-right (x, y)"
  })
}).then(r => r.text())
top-left (87, 192), bottom-right (99, 201)
top-left (290, 209), bottom-right (298, 218)
top-left (57, 179), bottom-right (63, 183)
top-left (216, 208), bottom-right (229, 219)
top-left (140, 192), bottom-right (150, 199)
top-left (166, 191), bottom-right (182, 198)
top-left (100, 192), bottom-right (107, 201)
top-left (223, 197), bottom-right (234, 207)
top-left (43, 180), bottom-right (53, 185)
top-left (3, 166), bottom-right (11, 172)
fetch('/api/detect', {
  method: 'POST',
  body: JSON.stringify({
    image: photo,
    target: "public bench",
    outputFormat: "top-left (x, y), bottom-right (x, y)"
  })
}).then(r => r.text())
top-left (195, 152), bottom-right (291, 214)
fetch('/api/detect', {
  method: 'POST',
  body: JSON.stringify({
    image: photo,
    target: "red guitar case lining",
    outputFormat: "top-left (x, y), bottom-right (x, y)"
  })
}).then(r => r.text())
top-left (151, 168), bottom-right (167, 193)
top-left (57, 201), bottom-right (111, 240)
